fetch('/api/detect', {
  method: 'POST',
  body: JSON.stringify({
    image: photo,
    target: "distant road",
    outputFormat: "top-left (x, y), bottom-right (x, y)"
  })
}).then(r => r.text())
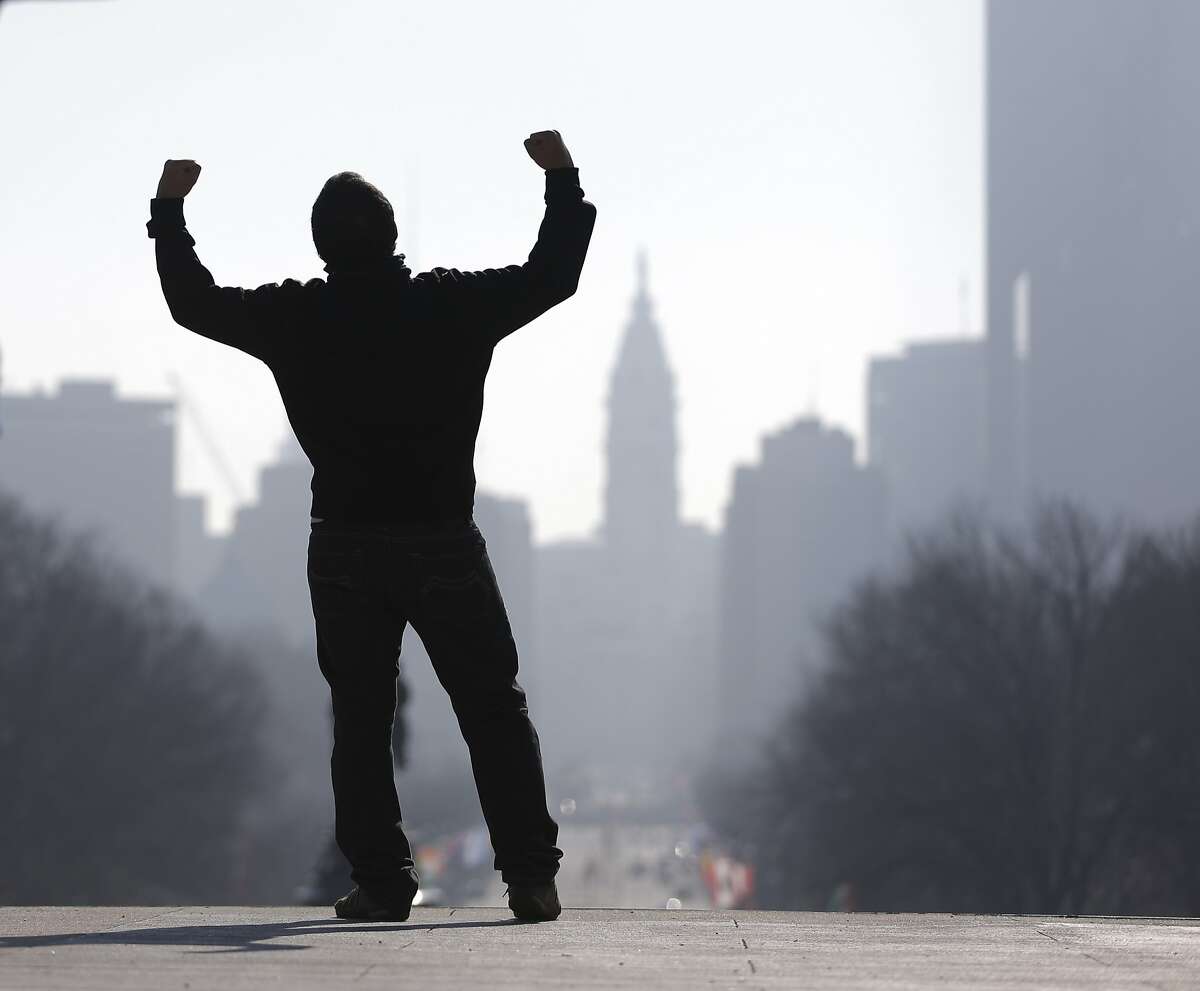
top-left (3, 906), bottom-right (1199, 988)
top-left (461, 822), bottom-right (708, 911)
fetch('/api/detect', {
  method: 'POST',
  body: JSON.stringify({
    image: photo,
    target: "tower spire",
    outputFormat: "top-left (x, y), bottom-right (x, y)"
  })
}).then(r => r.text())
top-left (604, 249), bottom-right (679, 550)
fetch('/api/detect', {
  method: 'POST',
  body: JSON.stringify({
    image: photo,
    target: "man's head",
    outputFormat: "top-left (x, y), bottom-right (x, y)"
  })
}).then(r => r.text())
top-left (311, 172), bottom-right (398, 270)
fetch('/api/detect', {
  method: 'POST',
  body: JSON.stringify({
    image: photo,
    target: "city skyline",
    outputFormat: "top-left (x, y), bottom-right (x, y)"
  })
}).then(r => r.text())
top-left (0, 0), bottom-right (984, 541)
top-left (0, 260), bottom-right (967, 556)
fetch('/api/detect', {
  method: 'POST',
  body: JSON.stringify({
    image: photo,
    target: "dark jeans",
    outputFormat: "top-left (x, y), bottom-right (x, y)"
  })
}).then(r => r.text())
top-left (308, 518), bottom-right (561, 906)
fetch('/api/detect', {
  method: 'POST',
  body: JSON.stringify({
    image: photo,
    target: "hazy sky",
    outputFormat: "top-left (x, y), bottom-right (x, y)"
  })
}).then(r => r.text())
top-left (0, 0), bottom-right (982, 541)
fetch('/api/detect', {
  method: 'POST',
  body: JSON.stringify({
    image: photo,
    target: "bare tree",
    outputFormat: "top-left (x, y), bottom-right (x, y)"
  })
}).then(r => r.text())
top-left (705, 504), bottom-right (1200, 915)
top-left (0, 491), bottom-right (268, 904)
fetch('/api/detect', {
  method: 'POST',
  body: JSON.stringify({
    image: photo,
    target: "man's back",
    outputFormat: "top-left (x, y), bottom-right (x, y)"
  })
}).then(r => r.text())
top-left (260, 259), bottom-right (496, 524)
top-left (148, 154), bottom-right (595, 524)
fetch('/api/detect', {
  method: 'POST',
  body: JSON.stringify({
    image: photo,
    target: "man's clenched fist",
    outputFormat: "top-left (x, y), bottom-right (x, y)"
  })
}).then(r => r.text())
top-left (524, 131), bottom-right (573, 171)
top-left (157, 159), bottom-right (202, 199)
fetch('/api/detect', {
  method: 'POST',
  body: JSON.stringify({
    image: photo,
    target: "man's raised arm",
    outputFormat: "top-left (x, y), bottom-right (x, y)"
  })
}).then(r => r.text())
top-left (435, 130), bottom-right (598, 344)
top-left (146, 159), bottom-right (281, 360)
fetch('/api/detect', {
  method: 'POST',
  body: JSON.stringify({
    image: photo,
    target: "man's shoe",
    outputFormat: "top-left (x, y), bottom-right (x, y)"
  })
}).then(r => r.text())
top-left (334, 885), bottom-right (412, 922)
top-left (507, 881), bottom-right (561, 921)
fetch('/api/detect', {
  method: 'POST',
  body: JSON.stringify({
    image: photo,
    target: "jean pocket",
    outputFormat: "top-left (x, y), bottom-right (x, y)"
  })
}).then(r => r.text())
top-left (307, 548), bottom-right (361, 588)
top-left (418, 567), bottom-right (493, 624)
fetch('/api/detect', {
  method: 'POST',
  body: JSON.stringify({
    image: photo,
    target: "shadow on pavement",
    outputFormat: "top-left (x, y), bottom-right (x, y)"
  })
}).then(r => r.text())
top-left (0, 916), bottom-right (531, 953)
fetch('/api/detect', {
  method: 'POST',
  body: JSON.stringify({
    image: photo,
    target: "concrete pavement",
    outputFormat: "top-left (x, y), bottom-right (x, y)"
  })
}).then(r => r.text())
top-left (1, 906), bottom-right (1199, 989)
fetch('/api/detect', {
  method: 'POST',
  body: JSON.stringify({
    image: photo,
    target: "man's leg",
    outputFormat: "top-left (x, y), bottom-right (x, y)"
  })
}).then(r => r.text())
top-left (309, 532), bottom-right (418, 909)
top-left (408, 529), bottom-right (562, 886)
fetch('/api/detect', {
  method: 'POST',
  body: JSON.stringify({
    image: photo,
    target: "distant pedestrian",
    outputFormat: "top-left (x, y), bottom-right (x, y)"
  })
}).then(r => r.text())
top-left (147, 131), bottom-right (596, 922)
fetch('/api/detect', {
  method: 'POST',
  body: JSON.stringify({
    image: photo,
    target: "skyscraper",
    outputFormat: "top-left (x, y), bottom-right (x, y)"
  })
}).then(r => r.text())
top-left (535, 253), bottom-right (718, 772)
top-left (199, 434), bottom-right (312, 643)
top-left (720, 418), bottom-right (885, 742)
top-left (603, 250), bottom-right (679, 563)
top-left (987, 0), bottom-right (1200, 525)
top-left (867, 339), bottom-right (987, 542)
top-left (0, 379), bottom-right (177, 587)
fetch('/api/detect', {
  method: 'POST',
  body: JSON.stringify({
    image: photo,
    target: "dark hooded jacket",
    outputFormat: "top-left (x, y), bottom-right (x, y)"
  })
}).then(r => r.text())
top-left (147, 168), bottom-right (596, 523)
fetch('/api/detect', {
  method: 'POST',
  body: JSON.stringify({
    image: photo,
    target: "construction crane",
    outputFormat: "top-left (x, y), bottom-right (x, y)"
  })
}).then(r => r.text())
top-left (166, 372), bottom-right (247, 506)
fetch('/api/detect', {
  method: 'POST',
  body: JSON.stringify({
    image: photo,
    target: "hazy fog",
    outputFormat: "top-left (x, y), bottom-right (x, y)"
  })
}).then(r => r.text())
top-left (0, 0), bottom-right (982, 539)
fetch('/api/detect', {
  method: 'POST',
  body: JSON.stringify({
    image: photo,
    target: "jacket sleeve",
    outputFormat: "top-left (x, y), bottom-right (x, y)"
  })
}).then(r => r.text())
top-left (434, 167), bottom-right (597, 345)
top-left (146, 198), bottom-right (287, 362)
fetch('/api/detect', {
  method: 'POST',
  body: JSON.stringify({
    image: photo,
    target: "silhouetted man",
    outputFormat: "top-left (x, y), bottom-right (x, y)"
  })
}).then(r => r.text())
top-left (147, 131), bottom-right (596, 922)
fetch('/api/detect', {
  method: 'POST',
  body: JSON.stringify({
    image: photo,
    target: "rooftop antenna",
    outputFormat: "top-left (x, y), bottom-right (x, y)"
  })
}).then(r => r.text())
top-left (805, 355), bottom-right (822, 420)
top-left (404, 159), bottom-right (420, 271)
